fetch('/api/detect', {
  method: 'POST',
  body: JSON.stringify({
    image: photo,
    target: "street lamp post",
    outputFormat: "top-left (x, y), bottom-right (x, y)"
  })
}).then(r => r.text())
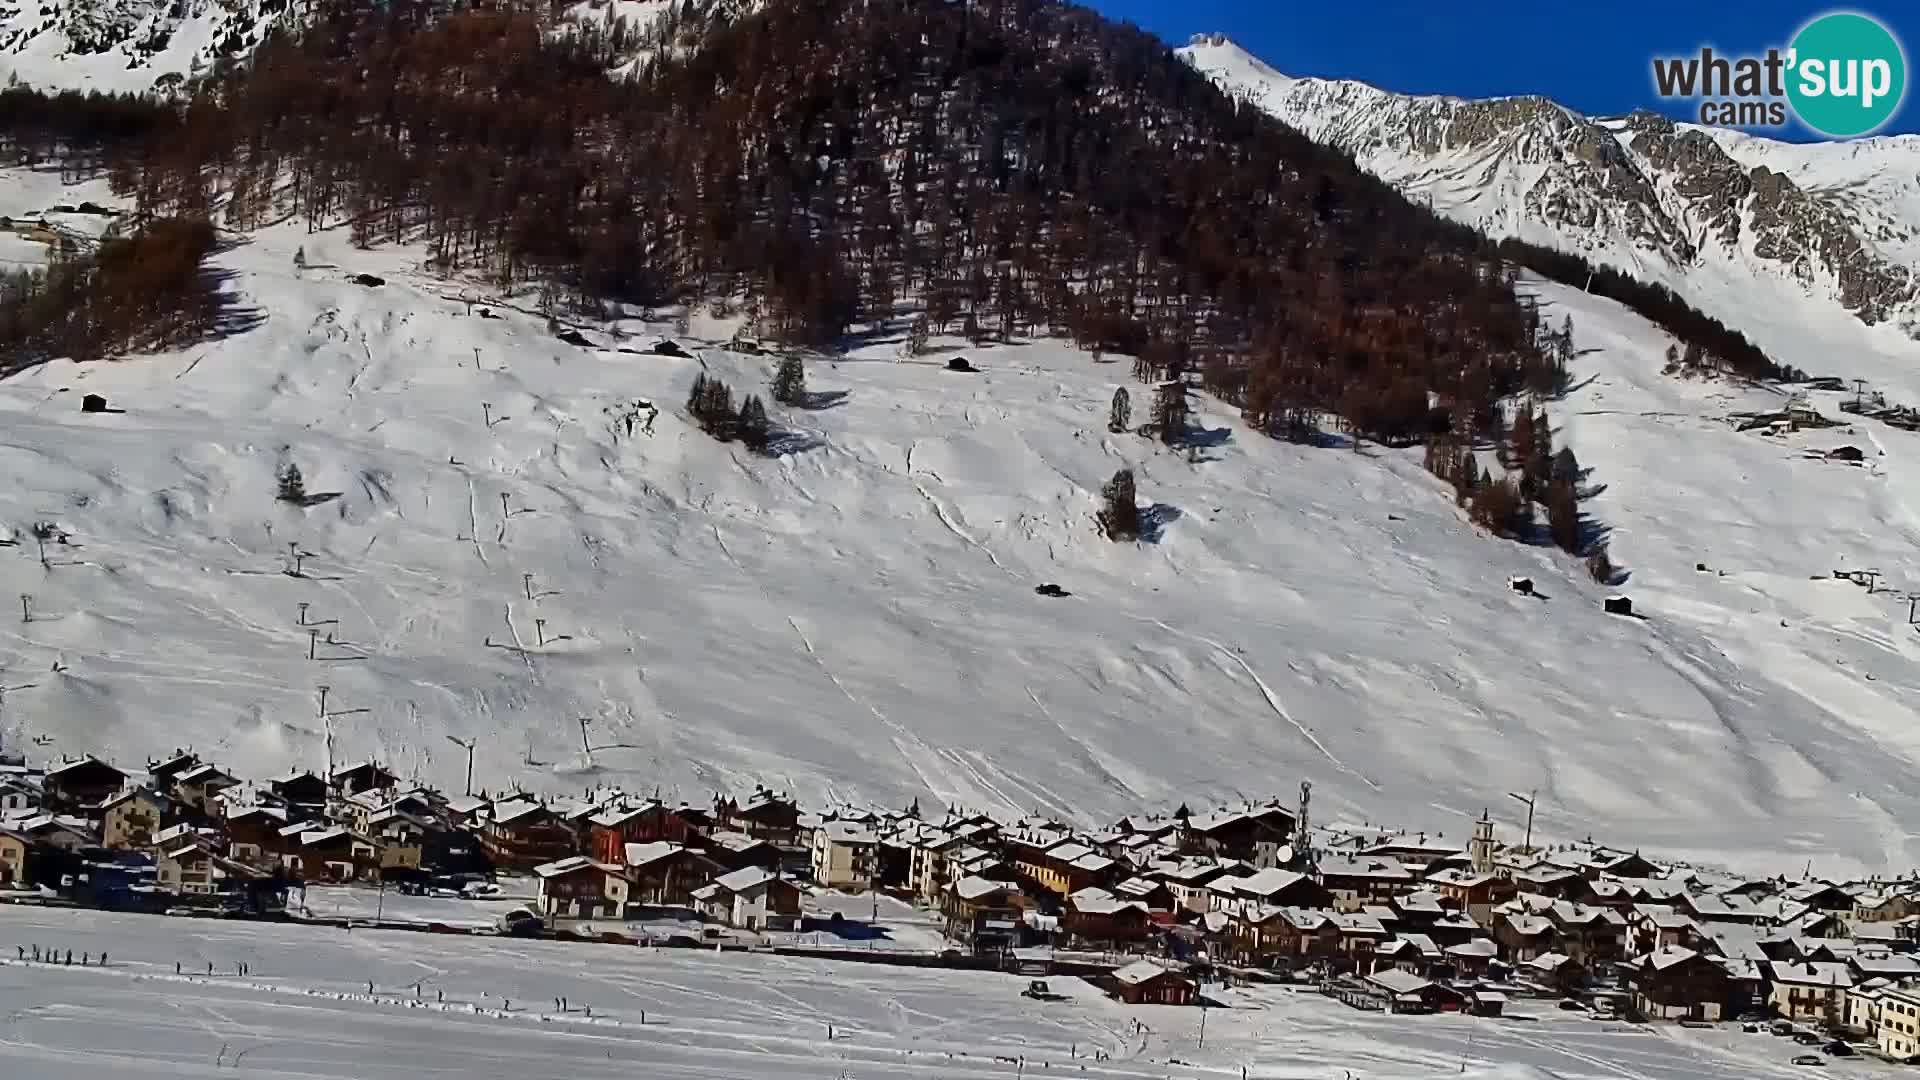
top-left (445, 736), bottom-right (476, 796)
top-left (1507, 791), bottom-right (1537, 855)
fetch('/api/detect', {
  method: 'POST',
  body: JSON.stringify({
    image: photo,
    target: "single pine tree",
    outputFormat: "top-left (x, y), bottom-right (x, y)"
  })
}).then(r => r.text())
top-left (1108, 387), bottom-right (1131, 434)
top-left (687, 372), bottom-right (711, 418)
top-left (277, 462), bottom-right (307, 505)
top-left (770, 356), bottom-right (806, 406)
top-left (1098, 469), bottom-right (1139, 540)
top-left (1546, 478), bottom-right (1580, 552)
top-left (738, 394), bottom-right (771, 451)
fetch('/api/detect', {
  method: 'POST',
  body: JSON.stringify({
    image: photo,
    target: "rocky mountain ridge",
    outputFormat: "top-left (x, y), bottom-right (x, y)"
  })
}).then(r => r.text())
top-left (1180, 33), bottom-right (1920, 343)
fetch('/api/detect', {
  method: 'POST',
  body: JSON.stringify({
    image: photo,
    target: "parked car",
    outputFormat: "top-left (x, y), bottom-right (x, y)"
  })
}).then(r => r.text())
top-left (1823, 1042), bottom-right (1855, 1057)
top-left (461, 881), bottom-right (501, 898)
top-left (1737, 1011), bottom-right (1771, 1024)
top-left (1772, 1021), bottom-right (1797, 1036)
top-left (1743, 1023), bottom-right (1765, 1034)
top-left (1558, 999), bottom-right (1587, 1011)
top-left (1790, 1055), bottom-right (1826, 1067)
top-left (1795, 1032), bottom-right (1824, 1046)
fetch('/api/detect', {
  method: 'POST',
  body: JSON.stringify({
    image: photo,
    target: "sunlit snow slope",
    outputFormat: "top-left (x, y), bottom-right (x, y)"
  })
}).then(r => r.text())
top-left (3, 171), bottom-right (1920, 875)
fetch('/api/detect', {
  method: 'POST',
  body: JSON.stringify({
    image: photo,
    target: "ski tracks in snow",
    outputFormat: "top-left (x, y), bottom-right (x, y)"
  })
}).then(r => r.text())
top-left (1146, 618), bottom-right (1380, 791)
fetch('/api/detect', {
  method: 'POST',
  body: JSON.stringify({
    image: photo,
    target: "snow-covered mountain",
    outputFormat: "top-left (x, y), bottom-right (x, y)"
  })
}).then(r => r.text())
top-left (0, 0), bottom-right (287, 94)
top-left (0, 0), bottom-right (753, 92)
top-left (9, 167), bottom-right (1920, 876)
top-left (1180, 35), bottom-right (1920, 373)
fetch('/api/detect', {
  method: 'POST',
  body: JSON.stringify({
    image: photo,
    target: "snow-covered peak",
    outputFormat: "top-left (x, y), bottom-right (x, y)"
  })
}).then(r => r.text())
top-left (1180, 38), bottom-right (1920, 356)
top-left (0, 0), bottom-right (286, 94)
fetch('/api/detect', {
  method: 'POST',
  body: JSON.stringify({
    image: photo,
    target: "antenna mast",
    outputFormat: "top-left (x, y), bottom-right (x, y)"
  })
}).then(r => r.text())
top-left (1294, 780), bottom-right (1314, 871)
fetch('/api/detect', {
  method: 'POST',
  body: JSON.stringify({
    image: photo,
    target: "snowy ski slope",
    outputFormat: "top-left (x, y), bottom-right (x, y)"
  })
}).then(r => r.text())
top-left (0, 907), bottom-right (1848, 1080)
top-left (2, 170), bottom-right (1920, 874)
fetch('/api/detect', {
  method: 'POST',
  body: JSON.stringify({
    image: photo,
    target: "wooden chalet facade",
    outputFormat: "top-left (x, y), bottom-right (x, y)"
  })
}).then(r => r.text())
top-left (43, 756), bottom-right (126, 812)
top-left (1627, 947), bottom-right (1731, 1022)
top-left (485, 799), bottom-right (578, 869)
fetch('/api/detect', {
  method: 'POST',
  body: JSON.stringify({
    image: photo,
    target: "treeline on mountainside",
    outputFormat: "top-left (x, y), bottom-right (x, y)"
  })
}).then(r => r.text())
top-left (0, 217), bottom-right (223, 372)
top-left (0, 0), bottom-right (1767, 565)
top-left (1497, 238), bottom-right (1795, 382)
top-left (76, 0), bottom-right (1567, 451)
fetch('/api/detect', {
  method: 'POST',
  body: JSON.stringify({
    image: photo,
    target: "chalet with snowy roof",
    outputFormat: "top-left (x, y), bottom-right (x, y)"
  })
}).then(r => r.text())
top-left (714, 790), bottom-right (803, 846)
top-left (483, 798), bottom-right (577, 869)
top-left (283, 825), bottom-right (381, 882)
top-left (366, 807), bottom-right (443, 874)
top-left (146, 750), bottom-right (202, 789)
top-left (1317, 853), bottom-right (1417, 911)
top-left (1063, 886), bottom-right (1151, 945)
top-left (1104, 959), bottom-right (1197, 1006)
top-left (1507, 863), bottom-right (1588, 900)
top-left (330, 761), bottom-right (399, 798)
top-left (1424, 867), bottom-right (1515, 920)
top-left (100, 788), bottom-right (169, 850)
top-left (269, 771), bottom-right (330, 817)
top-left (690, 866), bottom-right (801, 931)
top-left (1225, 906), bottom-right (1339, 968)
top-left (1179, 803), bottom-right (1296, 867)
top-left (1785, 880), bottom-right (1859, 915)
top-left (588, 800), bottom-right (685, 862)
top-left (1112, 875), bottom-right (1176, 911)
top-left (811, 819), bottom-right (880, 889)
top-left (1148, 858), bottom-right (1241, 913)
top-left (43, 756), bottom-right (126, 813)
top-left (1521, 897), bottom-right (1629, 967)
top-left (1850, 951), bottom-right (1920, 983)
top-left (1343, 968), bottom-right (1463, 1014)
top-left (1854, 891), bottom-right (1920, 924)
top-left (1377, 934), bottom-right (1443, 976)
top-left (16, 814), bottom-right (94, 851)
top-left (157, 838), bottom-right (267, 896)
top-left (1629, 906), bottom-right (1700, 954)
top-left (699, 829), bottom-right (782, 875)
top-left (0, 774), bottom-right (39, 816)
top-left (623, 841), bottom-right (723, 907)
top-left (943, 876), bottom-right (1029, 955)
top-left (1332, 912), bottom-right (1393, 971)
top-left (223, 805), bottom-right (289, 866)
top-left (1768, 960), bottom-right (1854, 1025)
top-left (1550, 846), bottom-right (1658, 881)
top-left (1360, 837), bottom-right (1470, 875)
top-left (534, 856), bottom-right (628, 919)
top-left (440, 794), bottom-right (488, 826)
top-left (1491, 910), bottom-right (1556, 962)
top-left (1207, 868), bottom-right (1332, 917)
top-left (170, 763), bottom-right (240, 818)
top-left (1606, 876), bottom-right (1689, 906)
top-left (1521, 951), bottom-right (1585, 993)
top-left (1627, 946), bottom-right (1731, 1022)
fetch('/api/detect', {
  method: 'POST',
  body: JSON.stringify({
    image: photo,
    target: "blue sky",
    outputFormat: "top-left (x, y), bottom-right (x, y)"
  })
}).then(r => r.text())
top-left (1087, 1), bottom-right (1920, 139)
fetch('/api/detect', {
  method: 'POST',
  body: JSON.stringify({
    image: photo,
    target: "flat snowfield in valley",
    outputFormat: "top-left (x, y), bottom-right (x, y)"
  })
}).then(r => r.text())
top-left (5, 168), bottom-right (1920, 872)
top-left (0, 908), bottom-right (1852, 1079)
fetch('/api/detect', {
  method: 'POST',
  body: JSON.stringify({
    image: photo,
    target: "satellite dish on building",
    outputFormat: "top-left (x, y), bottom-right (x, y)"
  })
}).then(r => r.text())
top-left (1276, 843), bottom-right (1295, 866)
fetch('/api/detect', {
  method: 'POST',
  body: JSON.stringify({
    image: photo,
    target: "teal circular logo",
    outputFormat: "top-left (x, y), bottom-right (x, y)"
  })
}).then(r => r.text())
top-left (1787, 12), bottom-right (1907, 138)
